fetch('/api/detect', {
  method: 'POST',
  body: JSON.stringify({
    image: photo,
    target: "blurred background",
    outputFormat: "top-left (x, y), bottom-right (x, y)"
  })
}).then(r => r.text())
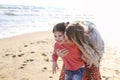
top-left (0, 0), bottom-right (120, 50)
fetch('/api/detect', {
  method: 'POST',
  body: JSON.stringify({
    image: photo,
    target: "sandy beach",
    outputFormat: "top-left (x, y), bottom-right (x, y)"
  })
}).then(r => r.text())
top-left (0, 31), bottom-right (120, 80)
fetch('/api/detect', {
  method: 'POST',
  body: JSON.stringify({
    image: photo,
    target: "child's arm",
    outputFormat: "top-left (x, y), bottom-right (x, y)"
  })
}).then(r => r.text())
top-left (52, 61), bottom-right (59, 74)
top-left (52, 52), bottom-right (58, 62)
top-left (52, 44), bottom-right (59, 74)
top-left (52, 53), bottom-right (59, 74)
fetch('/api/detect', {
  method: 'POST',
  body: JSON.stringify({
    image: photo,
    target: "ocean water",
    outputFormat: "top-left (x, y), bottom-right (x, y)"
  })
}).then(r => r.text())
top-left (0, 4), bottom-right (94, 39)
top-left (0, 4), bottom-right (120, 51)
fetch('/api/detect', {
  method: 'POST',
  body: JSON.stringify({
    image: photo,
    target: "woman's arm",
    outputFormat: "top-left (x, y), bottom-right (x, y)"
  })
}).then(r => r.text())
top-left (56, 49), bottom-right (69, 57)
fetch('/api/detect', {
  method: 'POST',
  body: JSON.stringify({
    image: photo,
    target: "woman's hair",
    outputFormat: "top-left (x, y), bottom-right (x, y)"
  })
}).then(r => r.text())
top-left (53, 22), bottom-right (69, 33)
top-left (65, 21), bottom-right (104, 67)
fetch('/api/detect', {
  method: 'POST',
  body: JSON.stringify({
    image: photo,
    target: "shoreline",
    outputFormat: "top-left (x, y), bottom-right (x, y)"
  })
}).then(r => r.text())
top-left (0, 30), bottom-right (52, 39)
top-left (1, 30), bottom-right (120, 52)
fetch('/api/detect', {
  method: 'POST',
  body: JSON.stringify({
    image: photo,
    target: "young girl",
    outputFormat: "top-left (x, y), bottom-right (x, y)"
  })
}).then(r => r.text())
top-left (52, 22), bottom-right (85, 80)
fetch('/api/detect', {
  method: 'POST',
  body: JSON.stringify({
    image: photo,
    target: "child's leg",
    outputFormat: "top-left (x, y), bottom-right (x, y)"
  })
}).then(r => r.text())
top-left (73, 67), bottom-right (85, 80)
top-left (65, 70), bottom-right (73, 80)
top-left (59, 64), bottom-right (65, 80)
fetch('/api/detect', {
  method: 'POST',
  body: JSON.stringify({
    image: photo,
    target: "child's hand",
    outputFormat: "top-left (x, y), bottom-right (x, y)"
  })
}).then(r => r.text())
top-left (56, 49), bottom-right (69, 57)
top-left (52, 61), bottom-right (59, 74)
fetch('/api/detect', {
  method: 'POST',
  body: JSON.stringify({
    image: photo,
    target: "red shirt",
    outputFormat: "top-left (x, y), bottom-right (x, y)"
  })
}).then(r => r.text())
top-left (52, 42), bottom-right (84, 70)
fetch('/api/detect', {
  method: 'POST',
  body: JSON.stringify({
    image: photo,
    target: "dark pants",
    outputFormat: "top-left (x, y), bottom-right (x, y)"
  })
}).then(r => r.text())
top-left (65, 67), bottom-right (85, 80)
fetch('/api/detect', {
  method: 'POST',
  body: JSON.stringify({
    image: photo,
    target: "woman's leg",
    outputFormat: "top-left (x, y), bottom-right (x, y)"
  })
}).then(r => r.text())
top-left (82, 66), bottom-right (87, 80)
top-left (82, 65), bottom-right (102, 80)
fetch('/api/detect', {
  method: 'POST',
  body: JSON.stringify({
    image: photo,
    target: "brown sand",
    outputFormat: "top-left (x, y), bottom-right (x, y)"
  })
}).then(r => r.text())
top-left (0, 31), bottom-right (120, 80)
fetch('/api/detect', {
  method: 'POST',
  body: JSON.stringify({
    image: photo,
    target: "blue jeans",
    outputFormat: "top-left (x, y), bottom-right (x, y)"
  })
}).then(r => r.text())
top-left (65, 67), bottom-right (85, 80)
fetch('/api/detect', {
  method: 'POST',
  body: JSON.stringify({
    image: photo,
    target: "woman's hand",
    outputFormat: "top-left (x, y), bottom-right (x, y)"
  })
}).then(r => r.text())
top-left (56, 49), bottom-right (69, 57)
top-left (81, 55), bottom-right (93, 68)
top-left (81, 55), bottom-right (87, 62)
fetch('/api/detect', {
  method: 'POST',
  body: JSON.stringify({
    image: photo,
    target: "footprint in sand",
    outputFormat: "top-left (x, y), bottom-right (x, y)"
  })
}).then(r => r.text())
top-left (30, 51), bottom-right (35, 54)
top-left (41, 67), bottom-right (47, 72)
top-left (49, 76), bottom-right (53, 78)
top-left (19, 50), bottom-right (22, 52)
top-left (24, 45), bottom-right (28, 47)
top-left (18, 53), bottom-right (24, 57)
top-left (102, 76), bottom-right (111, 80)
top-left (12, 55), bottom-right (16, 58)
top-left (4, 53), bottom-right (24, 58)
top-left (18, 66), bottom-right (25, 69)
top-left (18, 59), bottom-right (34, 69)
top-left (20, 78), bottom-right (29, 80)
top-left (5, 54), bottom-right (10, 56)
top-left (23, 59), bottom-right (34, 62)
top-left (44, 58), bottom-right (49, 62)
top-left (0, 75), bottom-right (5, 79)
top-left (4, 54), bottom-right (11, 56)
top-left (11, 53), bottom-right (24, 58)
top-left (4, 54), bottom-right (16, 59)
top-left (41, 53), bottom-right (47, 56)
top-left (36, 41), bottom-right (40, 44)
top-left (22, 63), bottom-right (27, 66)
top-left (30, 42), bottom-right (34, 44)
top-left (29, 59), bottom-right (34, 62)
top-left (41, 70), bottom-right (45, 72)
top-left (43, 67), bottom-right (47, 70)
top-left (23, 60), bottom-right (30, 63)
top-left (115, 70), bottom-right (120, 75)
top-left (18, 63), bottom-right (27, 69)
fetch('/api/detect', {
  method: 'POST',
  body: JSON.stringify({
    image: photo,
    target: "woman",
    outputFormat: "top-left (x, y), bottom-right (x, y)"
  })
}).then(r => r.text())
top-left (58, 21), bottom-right (105, 80)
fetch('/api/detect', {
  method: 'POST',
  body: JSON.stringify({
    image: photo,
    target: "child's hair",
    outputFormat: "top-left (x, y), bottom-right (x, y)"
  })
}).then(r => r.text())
top-left (53, 22), bottom-right (69, 33)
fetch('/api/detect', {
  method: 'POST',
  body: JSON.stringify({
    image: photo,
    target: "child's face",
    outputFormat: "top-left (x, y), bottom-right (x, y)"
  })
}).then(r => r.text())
top-left (54, 31), bottom-right (65, 44)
